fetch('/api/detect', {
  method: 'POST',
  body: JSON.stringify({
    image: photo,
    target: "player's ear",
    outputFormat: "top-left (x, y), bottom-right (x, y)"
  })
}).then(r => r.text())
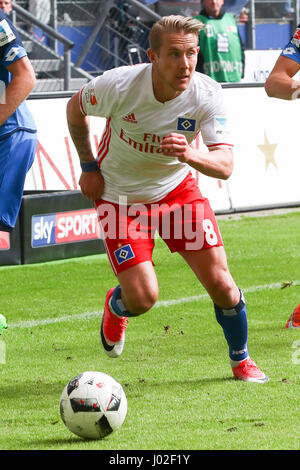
top-left (147, 48), bottom-right (158, 64)
top-left (147, 48), bottom-right (153, 62)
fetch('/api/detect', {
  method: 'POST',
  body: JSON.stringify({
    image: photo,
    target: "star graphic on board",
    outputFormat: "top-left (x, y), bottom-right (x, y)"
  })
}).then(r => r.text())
top-left (257, 131), bottom-right (278, 170)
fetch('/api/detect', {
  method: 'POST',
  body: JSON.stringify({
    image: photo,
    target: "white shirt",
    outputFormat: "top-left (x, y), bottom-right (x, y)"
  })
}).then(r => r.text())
top-left (80, 63), bottom-right (233, 204)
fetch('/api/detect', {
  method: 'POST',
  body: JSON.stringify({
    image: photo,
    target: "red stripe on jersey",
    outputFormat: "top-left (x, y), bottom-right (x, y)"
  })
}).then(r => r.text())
top-left (207, 143), bottom-right (233, 148)
top-left (79, 87), bottom-right (86, 116)
top-left (97, 118), bottom-right (110, 156)
top-left (97, 117), bottom-right (112, 167)
top-left (99, 127), bottom-right (111, 166)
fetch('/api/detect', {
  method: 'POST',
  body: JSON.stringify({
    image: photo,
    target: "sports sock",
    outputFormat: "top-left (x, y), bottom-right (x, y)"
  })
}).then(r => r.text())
top-left (214, 289), bottom-right (249, 363)
top-left (109, 285), bottom-right (134, 318)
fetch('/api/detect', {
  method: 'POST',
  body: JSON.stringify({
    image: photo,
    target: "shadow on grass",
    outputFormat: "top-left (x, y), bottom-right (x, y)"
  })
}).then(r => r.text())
top-left (0, 375), bottom-right (236, 400)
top-left (123, 375), bottom-right (236, 392)
top-left (24, 436), bottom-right (98, 448)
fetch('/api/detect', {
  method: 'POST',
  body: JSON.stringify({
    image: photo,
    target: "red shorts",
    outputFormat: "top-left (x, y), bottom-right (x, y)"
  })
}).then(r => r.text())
top-left (95, 173), bottom-right (223, 275)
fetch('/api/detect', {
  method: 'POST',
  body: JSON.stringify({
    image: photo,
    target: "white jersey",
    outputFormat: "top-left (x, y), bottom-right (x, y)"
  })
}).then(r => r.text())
top-left (80, 63), bottom-right (233, 204)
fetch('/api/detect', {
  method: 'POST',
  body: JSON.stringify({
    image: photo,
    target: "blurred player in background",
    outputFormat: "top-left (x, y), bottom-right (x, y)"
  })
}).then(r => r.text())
top-left (265, 24), bottom-right (300, 100)
top-left (0, 7), bottom-right (37, 233)
top-left (0, 0), bottom-right (12, 15)
top-left (265, 25), bottom-right (300, 328)
top-left (67, 15), bottom-right (268, 383)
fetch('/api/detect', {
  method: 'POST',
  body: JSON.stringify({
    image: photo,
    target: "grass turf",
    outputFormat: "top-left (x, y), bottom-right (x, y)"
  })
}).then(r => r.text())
top-left (0, 210), bottom-right (299, 450)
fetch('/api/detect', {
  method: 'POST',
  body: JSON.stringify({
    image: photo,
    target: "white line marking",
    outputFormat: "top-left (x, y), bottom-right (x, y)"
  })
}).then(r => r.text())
top-left (8, 280), bottom-right (299, 330)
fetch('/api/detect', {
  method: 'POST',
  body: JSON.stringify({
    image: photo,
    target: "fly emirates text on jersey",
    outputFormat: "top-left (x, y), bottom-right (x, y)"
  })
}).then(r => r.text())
top-left (120, 129), bottom-right (166, 154)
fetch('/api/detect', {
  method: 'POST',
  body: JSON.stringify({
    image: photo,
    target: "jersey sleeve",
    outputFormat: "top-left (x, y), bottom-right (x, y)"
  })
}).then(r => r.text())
top-left (199, 86), bottom-right (233, 150)
top-left (79, 69), bottom-right (120, 118)
top-left (0, 16), bottom-right (27, 67)
top-left (280, 24), bottom-right (300, 64)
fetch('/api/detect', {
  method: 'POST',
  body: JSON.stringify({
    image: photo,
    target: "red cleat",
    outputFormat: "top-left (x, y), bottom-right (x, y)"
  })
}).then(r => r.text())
top-left (232, 358), bottom-right (269, 383)
top-left (100, 288), bottom-right (128, 358)
top-left (285, 304), bottom-right (300, 329)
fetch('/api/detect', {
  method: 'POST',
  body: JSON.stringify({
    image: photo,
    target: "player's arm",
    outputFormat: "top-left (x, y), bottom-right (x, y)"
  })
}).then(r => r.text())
top-left (0, 56), bottom-right (35, 126)
top-left (160, 133), bottom-right (233, 180)
top-left (265, 55), bottom-right (300, 100)
top-left (67, 91), bottom-right (104, 201)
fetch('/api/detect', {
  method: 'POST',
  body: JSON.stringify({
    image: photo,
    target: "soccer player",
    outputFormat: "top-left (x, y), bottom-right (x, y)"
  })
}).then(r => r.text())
top-left (265, 24), bottom-right (300, 100)
top-left (67, 15), bottom-right (268, 383)
top-left (265, 26), bottom-right (300, 329)
top-left (0, 8), bottom-right (37, 233)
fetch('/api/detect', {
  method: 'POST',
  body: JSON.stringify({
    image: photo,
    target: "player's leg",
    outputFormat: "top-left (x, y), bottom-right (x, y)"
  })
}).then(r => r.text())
top-left (158, 175), bottom-right (268, 382)
top-left (180, 245), bottom-right (247, 359)
top-left (96, 199), bottom-right (159, 357)
top-left (0, 131), bottom-right (37, 231)
top-left (180, 246), bottom-right (269, 383)
top-left (115, 261), bottom-right (159, 315)
top-left (158, 176), bottom-right (245, 373)
top-left (100, 260), bottom-right (159, 358)
top-left (180, 244), bottom-right (239, 305)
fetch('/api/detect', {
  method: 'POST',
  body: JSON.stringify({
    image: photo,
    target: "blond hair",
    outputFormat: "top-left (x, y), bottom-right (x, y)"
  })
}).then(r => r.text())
top-left (149, 15), bottom-right (203, 52)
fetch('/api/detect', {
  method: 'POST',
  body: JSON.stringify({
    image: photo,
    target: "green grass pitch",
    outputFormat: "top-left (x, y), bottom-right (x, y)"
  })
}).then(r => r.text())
top-left (0, 210), bottom-right (300, 450)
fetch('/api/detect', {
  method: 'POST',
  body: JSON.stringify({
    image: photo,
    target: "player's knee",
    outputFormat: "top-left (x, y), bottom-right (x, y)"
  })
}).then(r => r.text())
top-left (126, 288), bottom-right (158, 316)
top-left (209, 272), bottom-right (239, 308)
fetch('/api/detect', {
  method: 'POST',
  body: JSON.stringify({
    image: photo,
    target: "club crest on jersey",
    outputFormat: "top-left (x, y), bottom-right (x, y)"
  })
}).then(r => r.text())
top-left (85, 88), bottom-right (98, 106)
top-left (177, 118), bottom-right (196, 132)
top-left (114, 244), bottom-right (135, 265)
top-left (0, 19), bottom-right (16, 46)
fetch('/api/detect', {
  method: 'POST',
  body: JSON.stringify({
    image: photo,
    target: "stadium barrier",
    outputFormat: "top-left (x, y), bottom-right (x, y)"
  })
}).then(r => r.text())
top-left (0, 191), bottom-right (104, 266)
top-left (21, 190), bottom-right (104, 264)
top-left (1, 82), bottom-right (300, 266)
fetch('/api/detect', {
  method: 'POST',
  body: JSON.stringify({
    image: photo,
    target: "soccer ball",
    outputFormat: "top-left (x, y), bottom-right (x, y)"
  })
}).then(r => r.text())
top-left (59, 371), bottom-right (127, 439)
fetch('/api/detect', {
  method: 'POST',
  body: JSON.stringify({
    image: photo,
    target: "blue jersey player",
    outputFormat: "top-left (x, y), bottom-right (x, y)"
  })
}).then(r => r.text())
top-left (0, 8), bottom-right (37, 232)
top-left (265, 25), bottom-right (300, 329)
top-left (265, 24), bottom-right (300, 100)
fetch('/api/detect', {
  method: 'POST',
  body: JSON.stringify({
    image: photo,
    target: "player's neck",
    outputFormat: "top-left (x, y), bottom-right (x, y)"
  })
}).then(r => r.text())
top-left (151, 72), bottom-right (183, 103)
top-left (154, 90), bottom-right (182, 103)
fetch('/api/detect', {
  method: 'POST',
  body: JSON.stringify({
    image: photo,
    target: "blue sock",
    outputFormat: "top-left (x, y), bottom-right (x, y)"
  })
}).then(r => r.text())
top-left (214, 289), bottom-right (249, 363)
top-left (109, 285), bottom-right (133, 318)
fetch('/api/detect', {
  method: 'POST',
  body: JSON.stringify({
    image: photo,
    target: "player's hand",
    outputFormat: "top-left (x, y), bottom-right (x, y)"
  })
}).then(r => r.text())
top-left (79, 171), bottom-right (105, 201)
top-left (160, 133), bottom-right (195, 163)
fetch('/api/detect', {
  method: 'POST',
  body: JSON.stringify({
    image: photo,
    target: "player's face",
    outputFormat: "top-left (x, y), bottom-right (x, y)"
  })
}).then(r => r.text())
top-left (149, 32), bottom-right (199, 102)
top-left (0, 0), bottom-right (12, 14)
top-left (202, 0), bottom-right (224, 18)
